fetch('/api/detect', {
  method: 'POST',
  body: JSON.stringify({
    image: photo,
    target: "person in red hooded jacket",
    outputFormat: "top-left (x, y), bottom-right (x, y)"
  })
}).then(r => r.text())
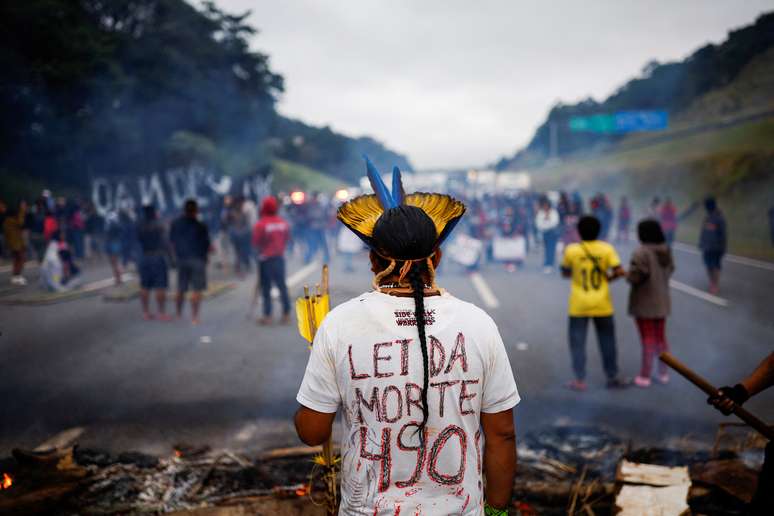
top-left (252, 196), bottom-right (291, 325)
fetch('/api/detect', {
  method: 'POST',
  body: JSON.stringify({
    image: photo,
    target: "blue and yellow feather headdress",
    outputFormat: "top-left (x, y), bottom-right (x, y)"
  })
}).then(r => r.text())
top-left (337, 156), bottom-right (466, 258)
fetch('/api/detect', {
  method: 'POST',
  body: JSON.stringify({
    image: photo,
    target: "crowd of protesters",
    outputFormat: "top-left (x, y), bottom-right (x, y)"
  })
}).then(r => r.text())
top-left (0, 186), bottom-right (733, 334)
top-left (0, 185), bottom-right (747, 398)
top-left (440, 190), bottom-right (732, 391)
top-left (0, 189), bottom-right (733, 287)
top-left (0, 191), bottom-right (99, 287)
top-left (452, 190), bottom-right (689, 274)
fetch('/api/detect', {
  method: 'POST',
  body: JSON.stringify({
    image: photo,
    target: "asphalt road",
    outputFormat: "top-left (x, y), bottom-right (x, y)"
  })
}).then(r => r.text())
top-left (0, 241), bottom-right (772, 458)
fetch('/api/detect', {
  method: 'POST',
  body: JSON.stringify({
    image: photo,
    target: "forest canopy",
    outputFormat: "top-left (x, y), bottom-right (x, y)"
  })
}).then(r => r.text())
top-left (0, 0), bottom-right (410, 197)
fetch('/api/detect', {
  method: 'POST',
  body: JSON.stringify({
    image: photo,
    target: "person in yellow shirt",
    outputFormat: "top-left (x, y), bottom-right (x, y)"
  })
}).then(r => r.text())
top-left (561, 215), bottom-right (628, 391)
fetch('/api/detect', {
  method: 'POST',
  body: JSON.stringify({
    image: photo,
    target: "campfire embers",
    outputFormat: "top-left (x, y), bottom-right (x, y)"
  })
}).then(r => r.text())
top-left (0, 443), bottom-right (328, 515)
top-left (520, 425), bottom-right (626, 481)
top-left (512, 423), bottom-right (769, 515)
top-left (0, 423), bottom-right (766, 515)
top-left (513, 426), bottom-right (625, 514)
top-left (172, 443), bottom-right (211, 460)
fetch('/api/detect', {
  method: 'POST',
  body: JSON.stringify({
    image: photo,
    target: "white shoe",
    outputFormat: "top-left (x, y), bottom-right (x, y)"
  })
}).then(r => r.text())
top-left (11, 275), bottom-right (27, 286)
top-left (543, 266), bottom-right (553, 274)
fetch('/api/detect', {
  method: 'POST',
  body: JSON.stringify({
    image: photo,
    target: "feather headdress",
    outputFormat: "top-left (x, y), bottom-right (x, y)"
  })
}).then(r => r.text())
top-left (337, 156), bottom-right (466, 257)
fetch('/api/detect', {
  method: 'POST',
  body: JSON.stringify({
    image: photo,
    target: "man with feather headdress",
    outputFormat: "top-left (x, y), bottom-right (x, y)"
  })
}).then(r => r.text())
top-left (294, 158), bottom-right (520, 516)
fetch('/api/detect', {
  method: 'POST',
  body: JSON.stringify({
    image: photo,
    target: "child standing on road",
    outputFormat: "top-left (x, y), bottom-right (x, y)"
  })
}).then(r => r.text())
top-left (561, 215), bottom-right (628, 391)
top-left (627, 220), bottom-right (674, 387)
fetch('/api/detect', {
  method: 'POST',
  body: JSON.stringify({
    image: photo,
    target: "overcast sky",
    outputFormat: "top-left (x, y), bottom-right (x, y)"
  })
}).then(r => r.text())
top-left (216, 1), bottom-right (772, 169)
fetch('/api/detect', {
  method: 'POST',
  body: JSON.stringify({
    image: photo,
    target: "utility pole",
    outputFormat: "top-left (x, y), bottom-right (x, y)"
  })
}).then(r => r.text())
top-left (549, 121), bottom-right (559, 159)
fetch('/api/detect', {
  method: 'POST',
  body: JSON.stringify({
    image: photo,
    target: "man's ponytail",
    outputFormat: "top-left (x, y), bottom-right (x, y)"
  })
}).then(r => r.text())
top-left (407, 263), bottom-right (430, 432)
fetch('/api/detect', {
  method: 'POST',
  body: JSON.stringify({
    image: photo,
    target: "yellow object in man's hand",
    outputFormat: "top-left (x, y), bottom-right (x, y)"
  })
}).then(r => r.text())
top-left (296, 293), bottom-right (330, 343)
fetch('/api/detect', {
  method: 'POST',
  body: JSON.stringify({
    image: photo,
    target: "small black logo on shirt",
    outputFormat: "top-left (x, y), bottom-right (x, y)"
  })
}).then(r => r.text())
top-left (394, 309), bottom-right (436, 326)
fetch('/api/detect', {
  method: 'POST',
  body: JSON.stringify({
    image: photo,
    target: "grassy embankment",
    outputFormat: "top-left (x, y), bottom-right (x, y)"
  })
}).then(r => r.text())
top-left (531, 116), bottom-right (774, 260)
top-left (269, 159), bottom-right (346, 193)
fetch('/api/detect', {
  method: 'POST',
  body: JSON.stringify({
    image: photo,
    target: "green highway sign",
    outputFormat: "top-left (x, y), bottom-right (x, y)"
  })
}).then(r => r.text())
top-left (569, 111), bottom-right (668, 133)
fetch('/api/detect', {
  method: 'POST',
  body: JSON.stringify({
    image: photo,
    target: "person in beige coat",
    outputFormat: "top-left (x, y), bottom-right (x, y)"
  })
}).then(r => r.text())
top-left (627, 219), bottom-right (674, 388)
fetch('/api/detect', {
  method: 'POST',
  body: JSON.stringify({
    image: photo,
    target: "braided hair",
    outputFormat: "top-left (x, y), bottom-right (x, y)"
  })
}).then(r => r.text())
top-left (372, 206), bottom-right (438, 432)
top-left (407, 262), bottom-right (431, 430)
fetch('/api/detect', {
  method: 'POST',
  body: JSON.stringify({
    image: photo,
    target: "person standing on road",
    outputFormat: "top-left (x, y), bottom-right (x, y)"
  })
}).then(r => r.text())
top-left (699, 197), bottom-right (726, 295)
top-left (616, 196), bottom-right (631, 243)
top-left (648, 197), bottom-right (661, 219)
top-left (599, 194), bottom-right (613, 241)
top-left (137, 205), bottom-right (171, 321)
top-left (67, 199), bottom-right (86, 260)
top-left (561, 215), bottom-right (629, 391)
top-left (104, 210), bottom-right (124, 286)
top-left (170, 199), bottom-right (211, 325)
top-left (252, 195), bottom-right (291, 325)
top-left (228, 197), bottom-right (252, 277)
top-left (27, 198), bottom-right (48, 263)
top-left (626, 220), bottom-right (674, 388)
top-left (707, 352), bottom-right (773, 514)
top-left (118, 208), bottom-right (137, 269)
top-left (295, 160), bottom-right (520, 515)
top-left (3, 200), bottom-right (28, 285)
top-left (535, 195), bottom-right (560, 273)
top-left (659, 197), bottom-right (678, 246)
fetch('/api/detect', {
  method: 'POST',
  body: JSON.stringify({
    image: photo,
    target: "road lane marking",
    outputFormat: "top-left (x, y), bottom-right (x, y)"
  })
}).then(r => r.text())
top-left (0, 262), bottom-right (40, 274)
top-left (270, 260), bottom-right (320, 298)
top-left (722, 254), bottom-right (774, 272)
top-left (287, 261), bottom-right (321, 288)
top-left (672, 242), bottom-right (774, 272)
top-left (469, 272), bottom-right (500, 309)
top-left (81, 272), bottom-right (134, 292)
top-left (669, 279), bottom-right (729, 307)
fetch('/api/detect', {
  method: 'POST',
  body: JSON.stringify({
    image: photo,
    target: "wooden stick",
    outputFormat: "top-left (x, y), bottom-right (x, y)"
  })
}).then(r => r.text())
top-left (300, 269), bottom-right (337, 515)
top-left (319, 265), bottom-right (336, 515)
top-left (659, 352), bottom-right (774, 440)
top-left (303, 286), bottom-right (316, 341)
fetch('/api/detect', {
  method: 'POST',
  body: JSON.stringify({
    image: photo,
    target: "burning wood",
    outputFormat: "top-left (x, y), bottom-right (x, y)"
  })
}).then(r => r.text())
top-left (0, 423), bottom-right (765, 514)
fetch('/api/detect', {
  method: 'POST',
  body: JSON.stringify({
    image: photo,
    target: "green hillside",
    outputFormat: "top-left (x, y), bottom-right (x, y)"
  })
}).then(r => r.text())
top-left (269, 159), bottom-right (345, 193)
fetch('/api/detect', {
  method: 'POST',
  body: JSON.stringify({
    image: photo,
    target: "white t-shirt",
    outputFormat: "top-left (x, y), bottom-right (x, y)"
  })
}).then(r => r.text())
top-left (535, 208), bottom-right (560, 232)
top-left (297, 290), bottom-right (520, 516)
